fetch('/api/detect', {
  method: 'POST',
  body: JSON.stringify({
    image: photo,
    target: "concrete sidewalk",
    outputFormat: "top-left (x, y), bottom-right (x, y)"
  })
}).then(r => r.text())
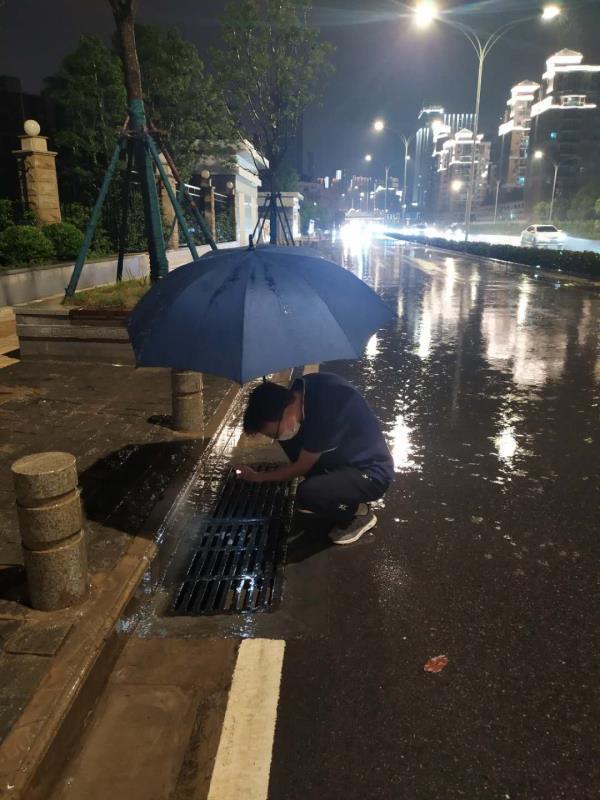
top-left (0, 350), bottom-right (239, 795)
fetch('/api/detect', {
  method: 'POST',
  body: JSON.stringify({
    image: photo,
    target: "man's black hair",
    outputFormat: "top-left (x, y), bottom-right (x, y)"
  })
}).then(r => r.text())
top-left (243, 381), bottom-right (295, 435)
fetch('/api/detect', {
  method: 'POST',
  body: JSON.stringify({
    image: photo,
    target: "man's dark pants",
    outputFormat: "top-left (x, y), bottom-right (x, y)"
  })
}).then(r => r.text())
top-left (295, 465), bottom-right (389, 529)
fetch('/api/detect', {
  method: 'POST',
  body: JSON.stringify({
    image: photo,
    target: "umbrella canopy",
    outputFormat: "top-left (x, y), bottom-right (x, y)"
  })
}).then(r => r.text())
top-left (127, 245), bottom-right (393, 384)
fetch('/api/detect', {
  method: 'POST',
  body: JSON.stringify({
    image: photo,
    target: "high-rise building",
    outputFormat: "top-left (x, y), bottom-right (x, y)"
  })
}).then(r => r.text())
top-left (526, 50), bottom-right (600, 209)
top-left (498, 80), bottom-right (540, 190)
top-left (412, 106), bottom-right (474, 216)
top-left (434, 129), bottom-right (491, 217)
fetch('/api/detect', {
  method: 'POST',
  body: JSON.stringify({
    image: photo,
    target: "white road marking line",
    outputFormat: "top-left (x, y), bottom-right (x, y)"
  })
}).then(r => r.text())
top-left (207, 638), bottom-right (286, 800)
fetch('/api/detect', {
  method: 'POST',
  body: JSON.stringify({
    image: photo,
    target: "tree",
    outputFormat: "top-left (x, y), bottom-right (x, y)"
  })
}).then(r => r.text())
top-left (214, 0), bottom-right (333, 189)
top-left (568, 183), bottom-right (600, 221)
top-left (134, 25), bottom-right (235, 181)
top-left (45, 37), bottom-right (126, 208)
top-left (46, 17), bottom-right (234, 258)
top-left (533, 201), bottom-right (550, 221)
top-left (271, 162), bottom-right (299, 192)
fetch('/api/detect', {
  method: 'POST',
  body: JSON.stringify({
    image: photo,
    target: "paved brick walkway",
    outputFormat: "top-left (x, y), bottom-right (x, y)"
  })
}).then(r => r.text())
top-left (0, 341), bottom-right (233, 744)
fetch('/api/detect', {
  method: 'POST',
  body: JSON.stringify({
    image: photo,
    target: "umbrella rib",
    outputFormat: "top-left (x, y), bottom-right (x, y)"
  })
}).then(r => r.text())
top-left (239, 262), bottom-right (253, 384)
top-left (286, 266), bottom-right (363, 357)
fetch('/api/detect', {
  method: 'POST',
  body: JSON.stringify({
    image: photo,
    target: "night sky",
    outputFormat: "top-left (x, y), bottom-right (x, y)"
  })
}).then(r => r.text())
top-left (1, 0), bottom-right (599, 178)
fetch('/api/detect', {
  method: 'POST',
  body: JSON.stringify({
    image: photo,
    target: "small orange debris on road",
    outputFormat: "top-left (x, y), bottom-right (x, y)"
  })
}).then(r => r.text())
top-left (424, 655), bottom-right (449, 673)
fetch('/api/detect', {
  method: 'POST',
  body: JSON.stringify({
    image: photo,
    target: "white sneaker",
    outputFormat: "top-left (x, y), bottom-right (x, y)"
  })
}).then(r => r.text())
top-left (329, 511), bottom-right (377, 545)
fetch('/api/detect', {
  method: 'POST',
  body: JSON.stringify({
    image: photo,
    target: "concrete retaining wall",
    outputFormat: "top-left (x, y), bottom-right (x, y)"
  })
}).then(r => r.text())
top-left (0, 243), bottom-right (234, 308)
top-left (12, 242), bottom-right (239, 364)
top-left (16, 304), bottom-right (135, 364)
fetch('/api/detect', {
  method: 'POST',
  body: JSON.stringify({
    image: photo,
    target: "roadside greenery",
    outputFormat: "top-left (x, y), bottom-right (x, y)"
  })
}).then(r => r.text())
top-left (43, 25), bottom-right (238, 254)
top-left (0, 226), bottom-right (56, 268)
top-left (1, 8), bottom-right (336, 271)
top-left (62, 277), bottom-right (149, 309)
top-left (388, 233), bottom-right (600, 279)
top-left (213, 0), bottom-right (333, 190)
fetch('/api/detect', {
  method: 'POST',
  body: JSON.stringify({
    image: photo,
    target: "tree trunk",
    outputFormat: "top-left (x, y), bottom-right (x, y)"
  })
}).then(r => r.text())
top-left (107, 0), bottom-right (168, 281)
top-left (109, 0), bottom-right (145, 128)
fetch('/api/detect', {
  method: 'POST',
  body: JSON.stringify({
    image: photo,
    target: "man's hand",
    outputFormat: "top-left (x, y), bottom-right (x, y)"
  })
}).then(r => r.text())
top-left (235, 465), bottom-right (263, 483)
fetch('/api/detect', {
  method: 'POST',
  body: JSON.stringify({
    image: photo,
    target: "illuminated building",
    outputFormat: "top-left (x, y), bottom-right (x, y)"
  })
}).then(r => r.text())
top-left (526, 50), bottom-right (600, 209)
top-left (412, 106), bottom-right (474, 217)
top-left (498, 80), bottom-right (540, 190)
top-left (434, 129), bottom-right (491, 216)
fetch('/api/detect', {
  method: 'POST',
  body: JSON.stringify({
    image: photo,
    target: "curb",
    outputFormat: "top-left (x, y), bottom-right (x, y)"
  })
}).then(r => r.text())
top-left (0, 381), bottom-right (242, 799)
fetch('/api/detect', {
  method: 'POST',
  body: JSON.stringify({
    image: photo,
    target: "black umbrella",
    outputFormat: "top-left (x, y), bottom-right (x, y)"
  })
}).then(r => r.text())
top-left (127, 245), bottom-right (393, 384)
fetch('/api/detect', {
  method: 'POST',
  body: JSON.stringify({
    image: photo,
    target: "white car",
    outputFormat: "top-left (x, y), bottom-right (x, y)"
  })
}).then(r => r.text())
top-left (520, 224), bottom-right (565, 248)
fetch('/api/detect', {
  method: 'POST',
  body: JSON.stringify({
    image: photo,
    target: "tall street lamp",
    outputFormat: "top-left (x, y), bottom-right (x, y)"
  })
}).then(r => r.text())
top-left (413, 2), bottom-right (562, 241)
top-left (373, 119), bottom-right (414, 223)
top-left (533, 149), bottom-right (580, 224)
top-left (365, 153), bottom-right (395, 214)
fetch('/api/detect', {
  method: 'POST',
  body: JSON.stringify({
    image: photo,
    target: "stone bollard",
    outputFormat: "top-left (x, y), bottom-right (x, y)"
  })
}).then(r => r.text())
top-left (11, 452), bottom-right (88, 611)
top-left (171, 370), bottom-right (204, 434)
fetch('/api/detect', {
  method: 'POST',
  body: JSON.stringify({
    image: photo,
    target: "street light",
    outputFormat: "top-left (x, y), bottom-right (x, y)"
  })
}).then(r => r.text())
top-left (373, 118), bottom-right (414, 223)
top-left (451, 179), bottom-right (463, 193)
top-left (542, 4), bottom-right (561, 20)
top-left (533, 149), bottom-right (578, 224)
top-left (413, 3), bottom-right (562, 241)
top-left (365, 154), bottom-right (391, 213)
top-left (414, 0), bottom-right (438, 28)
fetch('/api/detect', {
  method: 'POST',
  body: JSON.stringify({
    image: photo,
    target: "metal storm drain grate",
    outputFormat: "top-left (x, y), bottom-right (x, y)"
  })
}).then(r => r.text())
top-left (172, 466), bottom-right (294, 616)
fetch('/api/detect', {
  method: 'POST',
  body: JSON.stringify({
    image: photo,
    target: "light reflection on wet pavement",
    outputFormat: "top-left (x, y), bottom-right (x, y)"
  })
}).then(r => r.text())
top-left (268, 237), bottom-right (600, 800)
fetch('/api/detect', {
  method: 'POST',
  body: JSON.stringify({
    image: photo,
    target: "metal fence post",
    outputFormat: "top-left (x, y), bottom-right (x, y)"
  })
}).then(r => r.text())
top-left (199, 170), bottom-right (217, 241)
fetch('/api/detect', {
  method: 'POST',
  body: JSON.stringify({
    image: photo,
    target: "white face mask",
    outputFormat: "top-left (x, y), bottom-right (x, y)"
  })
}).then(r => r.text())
top-left (277, 421), bottom-right (301, 441)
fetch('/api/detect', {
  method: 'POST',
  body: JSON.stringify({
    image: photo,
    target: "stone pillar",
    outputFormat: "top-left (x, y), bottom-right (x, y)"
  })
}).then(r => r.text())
top-left (11, 452), bottom-right (88, 611)
top-left (171, 370), bottom-right (204, 434)
top-left (199, 170), bottom-right (216, 241)
top-left (226, 181), bottom-right (237, 242)
top-left (159, 153), bottom-right (179, 250)
top-left (12, 120), bottom-right (61, 225)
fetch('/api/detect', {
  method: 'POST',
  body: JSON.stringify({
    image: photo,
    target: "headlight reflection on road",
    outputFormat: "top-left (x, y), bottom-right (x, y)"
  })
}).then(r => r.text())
top-left (495, 426), bottom-right (518, 463)
top-left (470, 268), bottom-right (480, 305)
top-left (389, 412), bottom-right (420, 472)
top-left (417, 305), bottom-right (432, 360)
top-left (517, 279), bottom-right (532, 326)
top-left (366, 333), bottom-right (379, 360)
top-left (444, 257), bottom-right (456, 304)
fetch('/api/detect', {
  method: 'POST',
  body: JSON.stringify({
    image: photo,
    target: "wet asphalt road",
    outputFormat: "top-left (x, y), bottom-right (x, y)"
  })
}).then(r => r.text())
top-left (268, 237), bottom-right (600, 799)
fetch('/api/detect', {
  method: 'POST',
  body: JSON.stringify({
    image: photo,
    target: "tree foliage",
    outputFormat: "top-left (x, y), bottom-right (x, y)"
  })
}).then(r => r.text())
top-left (214, 0), bottom-right (334, 186)
top-left (45, 24), bottom-right (236, 251)
top-left (134, 24), bottom-right (235, 179)
top-left (568, 183), bottom-right (600, 221)
top-left (533, 201), bottom-right (550, 221)
top-left (45, 36), bottom-right (127, 208)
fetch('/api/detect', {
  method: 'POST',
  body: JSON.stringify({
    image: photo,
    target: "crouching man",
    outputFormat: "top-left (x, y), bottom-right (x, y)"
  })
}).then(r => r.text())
top-left (236, 372), bottom-right (394, 545)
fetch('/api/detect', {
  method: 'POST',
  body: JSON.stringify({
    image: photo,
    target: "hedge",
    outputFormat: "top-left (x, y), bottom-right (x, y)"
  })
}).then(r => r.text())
top-left (42, 222), bottom-right (84, 261)
top-left (387, 233), bottom-right (600, 279)
top-left (0, 225), bottom-right (56, 268)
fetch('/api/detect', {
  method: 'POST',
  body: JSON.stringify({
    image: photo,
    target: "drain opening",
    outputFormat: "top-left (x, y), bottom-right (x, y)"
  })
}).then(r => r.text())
top-left (171, 466), bottom-right (293, 616)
